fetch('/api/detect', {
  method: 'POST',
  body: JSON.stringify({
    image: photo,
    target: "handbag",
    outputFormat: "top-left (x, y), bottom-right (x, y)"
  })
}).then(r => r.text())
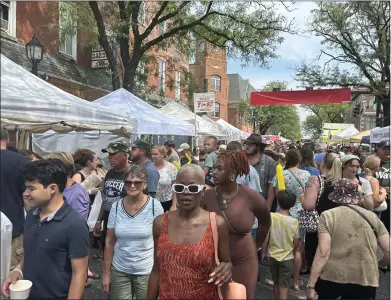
top-left (210, 212), bottom-right (246, 300)
top-left (298, 175), bottom-right (324, 233)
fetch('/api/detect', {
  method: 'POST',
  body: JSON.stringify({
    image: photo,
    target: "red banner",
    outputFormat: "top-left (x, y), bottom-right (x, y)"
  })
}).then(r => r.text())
top-left (250, 88), bottom-right (351, 106)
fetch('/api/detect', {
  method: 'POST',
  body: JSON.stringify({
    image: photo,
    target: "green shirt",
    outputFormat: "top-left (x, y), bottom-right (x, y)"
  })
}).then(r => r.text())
top-left (204, 151), bottom-right (218, 184)
top-left (378, 161), bottom-right (390, 195)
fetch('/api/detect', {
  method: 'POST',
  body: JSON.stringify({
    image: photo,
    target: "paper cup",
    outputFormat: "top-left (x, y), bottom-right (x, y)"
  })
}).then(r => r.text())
top-left (9, 280), bottom-right (32, 300)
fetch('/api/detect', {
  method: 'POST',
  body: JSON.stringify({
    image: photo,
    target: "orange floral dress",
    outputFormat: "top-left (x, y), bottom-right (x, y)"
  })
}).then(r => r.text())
top-left (157, 213), bottom-right (219, 299)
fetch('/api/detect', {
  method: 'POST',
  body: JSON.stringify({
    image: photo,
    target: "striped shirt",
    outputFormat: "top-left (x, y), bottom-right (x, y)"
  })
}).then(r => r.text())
top-left (107, 196), bottom-right (164, 275)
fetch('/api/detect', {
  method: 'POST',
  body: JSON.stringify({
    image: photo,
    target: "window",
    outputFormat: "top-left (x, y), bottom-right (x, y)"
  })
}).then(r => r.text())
top-left (138, 2), bottom-right (146, 25)
top-left (59, 2), bottom-right (77, 59)
top-left (0, 1), bottom-right (16, 37)
top-left (158, 21), bottom-right (165, 35)
top-left (175, 71), bottom-right (181, 100)
top-left (135, 60), bottom-right (146, 86)
top-left (214, 102), bottom-right (220, 118)
top-left (158, 59), bottom-right (165, 93)
top-left (210, 75), bottom-right (221, 91)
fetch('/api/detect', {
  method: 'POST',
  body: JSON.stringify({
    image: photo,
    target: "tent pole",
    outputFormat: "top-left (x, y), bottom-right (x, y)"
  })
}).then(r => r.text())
top-left (15, 127), bottom-right (19, 149)
top-left (193, 93), bottom-right (197, 148)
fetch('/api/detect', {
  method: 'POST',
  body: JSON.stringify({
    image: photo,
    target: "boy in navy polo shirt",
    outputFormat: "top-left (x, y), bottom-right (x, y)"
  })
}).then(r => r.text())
top-left (2, 159), bottom-right (89, 299)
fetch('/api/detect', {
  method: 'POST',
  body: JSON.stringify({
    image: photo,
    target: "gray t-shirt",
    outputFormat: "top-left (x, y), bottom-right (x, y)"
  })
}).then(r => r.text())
top-left (143, 161), bottom-right (160, 194)
top-left (103, 168), bottom-right (129, 212)
top-left (108, 197), bottom-right (164, 275)
top-left (168, 151), bottom-right (180, 164)
top-left (251, 154), bottom-right (276, 199)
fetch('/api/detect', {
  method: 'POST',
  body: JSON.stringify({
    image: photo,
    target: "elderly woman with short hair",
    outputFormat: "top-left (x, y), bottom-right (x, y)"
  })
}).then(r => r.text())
top-left (307, 178), bottom-right (389, 300)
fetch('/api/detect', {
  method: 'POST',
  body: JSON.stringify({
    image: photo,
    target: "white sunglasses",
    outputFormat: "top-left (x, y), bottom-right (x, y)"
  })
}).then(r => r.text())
top-left (172, 184), bottom-right (204, 194)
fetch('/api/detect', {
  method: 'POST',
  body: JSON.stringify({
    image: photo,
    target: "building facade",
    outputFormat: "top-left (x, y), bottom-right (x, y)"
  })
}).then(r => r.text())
top-left (189, 40), bottom-right (229, 120)
top-left (0, 1), bottom-right (188, 105)
top-left (227, 73), bottom-right (255, 132)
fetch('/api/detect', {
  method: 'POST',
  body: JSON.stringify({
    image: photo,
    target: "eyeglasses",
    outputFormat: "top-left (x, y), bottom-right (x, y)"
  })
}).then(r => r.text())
top-left (124, 180), bottom-right (144, 188)
top-left (172, 184), bottom-right (204, 194)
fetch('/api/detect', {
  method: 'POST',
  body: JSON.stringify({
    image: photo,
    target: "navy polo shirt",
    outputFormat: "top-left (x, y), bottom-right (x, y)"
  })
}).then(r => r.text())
top-left (23, 201), bottom-right (89, 299)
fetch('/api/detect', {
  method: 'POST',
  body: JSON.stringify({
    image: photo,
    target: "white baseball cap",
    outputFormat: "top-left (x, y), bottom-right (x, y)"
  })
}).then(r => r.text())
top-left (177, 143), bottom-right (190, 152)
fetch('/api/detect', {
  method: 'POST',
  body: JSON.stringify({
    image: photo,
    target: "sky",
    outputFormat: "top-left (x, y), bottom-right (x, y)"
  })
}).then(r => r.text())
top-left (226, 2), bottom-right (324, 122)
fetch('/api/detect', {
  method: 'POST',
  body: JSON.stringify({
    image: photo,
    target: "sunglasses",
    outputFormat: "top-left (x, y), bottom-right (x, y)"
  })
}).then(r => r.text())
top-left (172, 184), bottom-right (204, 194)
top-left (124, 180), bottom-right (144, 188)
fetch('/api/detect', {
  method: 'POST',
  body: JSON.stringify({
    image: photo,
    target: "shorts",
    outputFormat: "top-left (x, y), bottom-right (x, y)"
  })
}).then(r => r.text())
top-left (269, 258), bottom-right (293, 288)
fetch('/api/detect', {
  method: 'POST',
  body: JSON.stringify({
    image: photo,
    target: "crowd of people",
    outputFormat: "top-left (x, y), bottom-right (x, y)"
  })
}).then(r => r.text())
top-left (0, 125), bottom-right (390, 300)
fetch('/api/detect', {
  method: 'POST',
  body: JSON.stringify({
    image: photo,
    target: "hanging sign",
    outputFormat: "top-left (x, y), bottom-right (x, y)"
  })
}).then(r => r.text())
top-left (194, 92), bottom-right (215, 113)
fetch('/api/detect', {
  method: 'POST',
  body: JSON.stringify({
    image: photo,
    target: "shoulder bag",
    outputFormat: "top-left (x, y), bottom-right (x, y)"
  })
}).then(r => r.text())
top-left (210, 212), bottom-right (246, 300)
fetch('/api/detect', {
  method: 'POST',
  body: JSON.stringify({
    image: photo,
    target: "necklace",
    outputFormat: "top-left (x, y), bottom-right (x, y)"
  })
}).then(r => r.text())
top-left (218, 185), bottom-right (239, 210)
top-left (179, 210), bottom-right (201, 230)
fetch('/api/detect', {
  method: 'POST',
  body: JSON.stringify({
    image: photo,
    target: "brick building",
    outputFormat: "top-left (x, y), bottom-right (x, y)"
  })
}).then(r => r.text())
top-left (0, 1), bottom-right (189, 105)
top-left (189, 40), bottom-right (230, 121)
top-left (227, 74), bottom-right (255, 132)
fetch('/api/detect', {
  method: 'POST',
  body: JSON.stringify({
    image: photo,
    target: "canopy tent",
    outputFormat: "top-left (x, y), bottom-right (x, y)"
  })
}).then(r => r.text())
top-left (250, 88), bottom-right (351, 106)
top-left (216, 119), bottom-right (250, 141)
top-left (93, 88), bottom-right (195, 136)
top-left (330, 125), bottom-right (359, 142)
top-left (370, 126), bottom-right (390, 144)
top-left (0, 54), bottom-right (131, 135)
top-left (322, 123), bottom-right (355, 142)
top-left (342, 130), bottom-right (371, 143)
top-left (160, 102), bottom-right (226, 137)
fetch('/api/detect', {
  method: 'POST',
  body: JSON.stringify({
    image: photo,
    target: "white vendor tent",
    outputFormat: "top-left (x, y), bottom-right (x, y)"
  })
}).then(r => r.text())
top-left (160, 101), bottom-right (226, 137)
top-left (370, 126), bottom-right (390, 144)
top-left (330, 124), bottom-right (359, 142)
top-left (93, 88), bottom-right (195, 136)
top-left (32, 130), bottom-right (128, 168)
top-left (0, 54), bottom-right (131, 135)
top-left (216, 118), bottom-right (250, 141)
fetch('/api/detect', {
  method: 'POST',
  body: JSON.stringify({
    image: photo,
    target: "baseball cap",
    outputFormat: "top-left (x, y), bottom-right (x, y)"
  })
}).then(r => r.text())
top-left (131, 139), bottom-right (152, 153)
top-left (177, 143), bottom-right (190, 153)
top-left (101, 141), bottom-right (130, 154)
top-left (376, 141), bottom-right (390, 149)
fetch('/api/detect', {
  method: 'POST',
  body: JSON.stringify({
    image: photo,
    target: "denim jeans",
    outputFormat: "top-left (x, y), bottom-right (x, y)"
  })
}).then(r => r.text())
top-left (108, 267), bottom-right (150, 300)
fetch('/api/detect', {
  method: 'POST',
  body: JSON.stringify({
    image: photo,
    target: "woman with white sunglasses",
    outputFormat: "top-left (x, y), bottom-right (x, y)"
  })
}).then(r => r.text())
top-left (147, 164), bottom-right (232, 299)
top-left (102, 165), bottom-right (164, 299)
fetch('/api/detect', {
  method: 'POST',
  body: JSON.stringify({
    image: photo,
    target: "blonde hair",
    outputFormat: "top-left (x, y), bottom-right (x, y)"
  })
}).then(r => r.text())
top-left (321, 152), bottom-right (342, 184)
top-left (363, 155), bottom-right (381, 175)
top-left (152, 146), bottom-right (168, 158)
top-left (44, 151), bottom-right (75, 177)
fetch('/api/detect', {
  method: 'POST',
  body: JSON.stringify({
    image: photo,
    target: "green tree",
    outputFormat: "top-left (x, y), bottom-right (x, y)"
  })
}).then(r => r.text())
top-left (302, 115), bottom-right (323, 140)
top-left (295, 2), bottom-right (390, 125)
top-left (301, 103), bottom-right (351, 140)
top-left (59, 1), bottom-right (294, 95)
top-left (239, 80), bottom-right (302, 140)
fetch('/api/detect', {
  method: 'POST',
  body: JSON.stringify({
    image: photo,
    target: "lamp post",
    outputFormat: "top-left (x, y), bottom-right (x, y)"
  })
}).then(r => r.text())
top-left (252, 109), bottom-right (258, 133)
top-left (25, 35), bottom-right (44, 76)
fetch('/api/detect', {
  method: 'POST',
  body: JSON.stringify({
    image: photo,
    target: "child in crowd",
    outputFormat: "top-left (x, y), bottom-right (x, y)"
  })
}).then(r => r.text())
top-left (268, 190), bottom-right (301, 300)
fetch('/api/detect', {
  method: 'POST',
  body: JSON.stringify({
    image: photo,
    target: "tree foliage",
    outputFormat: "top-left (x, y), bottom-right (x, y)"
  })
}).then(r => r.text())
top-left (59, 1), bottom-right (294, 99)
top-left (301, 103), bottom-right (351, 139)
top-left (295, 2), bottom-right (390, 122)
top-left (239, 80), bottom-right (302, 141)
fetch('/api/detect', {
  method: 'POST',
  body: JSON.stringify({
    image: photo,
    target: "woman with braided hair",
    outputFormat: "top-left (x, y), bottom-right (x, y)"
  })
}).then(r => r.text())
top-left (201, 150), bottom-right (271, 299)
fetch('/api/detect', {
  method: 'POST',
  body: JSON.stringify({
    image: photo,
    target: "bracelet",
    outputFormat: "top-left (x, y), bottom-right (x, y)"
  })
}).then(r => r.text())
top-left (12, 268), bottom-right (23, 279)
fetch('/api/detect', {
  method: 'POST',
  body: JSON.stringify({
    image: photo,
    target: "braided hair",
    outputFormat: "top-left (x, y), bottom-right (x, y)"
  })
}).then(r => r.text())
top-left (218, 150), bottom-right (250, 178)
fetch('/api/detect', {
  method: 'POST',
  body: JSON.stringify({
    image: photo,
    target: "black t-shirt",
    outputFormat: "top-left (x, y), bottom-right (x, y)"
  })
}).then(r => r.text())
top-left (316, 181), bottom-right (339, 215)
top-left (102, 167), bottom-right (130, 212)
top-left (0, 149), bottom-right (28, 237)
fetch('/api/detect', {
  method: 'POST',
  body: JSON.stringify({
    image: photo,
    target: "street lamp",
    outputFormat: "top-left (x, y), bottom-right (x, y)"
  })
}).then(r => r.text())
top-left (25, 35), bottom-right (44, 76)
top-left (252, 109), bottom-right (258, 133)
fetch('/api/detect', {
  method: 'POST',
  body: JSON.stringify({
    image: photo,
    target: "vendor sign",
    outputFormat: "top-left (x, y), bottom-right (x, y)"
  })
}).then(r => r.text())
top-left (194, 93), bottom-right (215, 114)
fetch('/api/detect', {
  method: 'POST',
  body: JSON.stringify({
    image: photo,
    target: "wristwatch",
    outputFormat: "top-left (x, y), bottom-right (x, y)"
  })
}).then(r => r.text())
top-left (306, 283), bottom-right (315, 289)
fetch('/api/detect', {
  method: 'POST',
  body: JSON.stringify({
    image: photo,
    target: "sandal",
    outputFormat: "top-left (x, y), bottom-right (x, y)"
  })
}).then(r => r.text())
top-left (93, 253), bottom-right (103, 259)
top-left (88, 272), bottom-right (100, 280)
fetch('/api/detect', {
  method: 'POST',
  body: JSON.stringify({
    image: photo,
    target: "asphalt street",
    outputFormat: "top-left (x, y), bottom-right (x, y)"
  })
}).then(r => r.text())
top-left (84, 248), bottom-right (390, 299)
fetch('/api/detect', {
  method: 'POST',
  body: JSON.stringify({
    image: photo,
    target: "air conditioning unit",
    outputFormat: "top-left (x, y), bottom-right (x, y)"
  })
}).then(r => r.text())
top-left (0, 18), bottom-right (9, 32)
